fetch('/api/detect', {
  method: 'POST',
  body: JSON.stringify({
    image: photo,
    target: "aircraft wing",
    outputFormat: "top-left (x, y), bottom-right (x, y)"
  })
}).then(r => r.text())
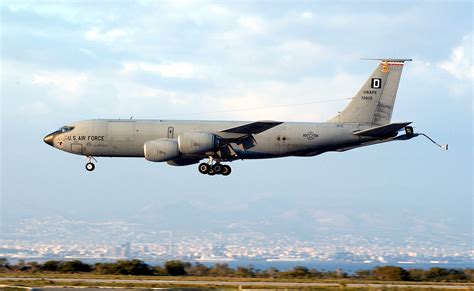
top-left (221, 120), bottom-right (283, 134)
top-left (353, 122), bottom-right (411, 137)
top-left (214, 121), bottom-right (282, 156)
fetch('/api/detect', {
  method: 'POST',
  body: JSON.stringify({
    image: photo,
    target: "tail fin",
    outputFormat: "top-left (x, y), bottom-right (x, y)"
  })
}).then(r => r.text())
top-left (329, 58), bottom-right (411, 125)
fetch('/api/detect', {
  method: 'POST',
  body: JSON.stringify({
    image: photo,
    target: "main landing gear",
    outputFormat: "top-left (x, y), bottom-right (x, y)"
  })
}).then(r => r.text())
top-left (198, 157), bottom-right (231, 176)
top-left (85, 156), bottom-right (96, 172)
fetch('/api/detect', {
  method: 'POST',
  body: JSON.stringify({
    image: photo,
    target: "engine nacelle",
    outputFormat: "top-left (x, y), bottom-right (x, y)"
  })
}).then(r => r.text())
top-left (178, 131), bottom-right (218, 155)
top-left (144, 139), bottom-right (180, 162)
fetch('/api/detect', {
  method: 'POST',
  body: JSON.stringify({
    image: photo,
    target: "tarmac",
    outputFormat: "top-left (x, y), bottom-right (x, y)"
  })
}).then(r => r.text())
top-left (1, 277), bottom-right (473, 290)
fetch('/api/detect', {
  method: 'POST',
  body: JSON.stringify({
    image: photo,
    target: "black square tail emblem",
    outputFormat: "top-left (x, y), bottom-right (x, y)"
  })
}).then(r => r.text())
top-left (371, 78), bottom-right (382, 89)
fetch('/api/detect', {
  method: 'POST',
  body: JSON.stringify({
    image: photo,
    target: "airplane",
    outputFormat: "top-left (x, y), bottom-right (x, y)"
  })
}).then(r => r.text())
top-left (43, 58), bottom-right (447, 176)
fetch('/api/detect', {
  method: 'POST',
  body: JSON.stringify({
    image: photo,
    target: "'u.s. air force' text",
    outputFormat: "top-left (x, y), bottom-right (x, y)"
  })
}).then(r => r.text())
top-left (66, 136), bottom-right (105, 141)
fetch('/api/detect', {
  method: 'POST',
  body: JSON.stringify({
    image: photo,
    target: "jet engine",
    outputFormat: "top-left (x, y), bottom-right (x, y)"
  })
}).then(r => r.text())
top-left (178, 131), bottom-right (218, 155)
top-left (144, 139), bottom-right (180, 162)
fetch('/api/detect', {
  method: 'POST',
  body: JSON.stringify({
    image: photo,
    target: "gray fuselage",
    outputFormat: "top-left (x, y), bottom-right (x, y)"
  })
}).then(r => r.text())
top-left (48, 119), bottom-right (375, 161)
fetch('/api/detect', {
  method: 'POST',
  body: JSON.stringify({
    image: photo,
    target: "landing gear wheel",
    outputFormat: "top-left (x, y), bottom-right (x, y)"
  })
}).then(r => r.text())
top-left (212, 164), bottom-right (223, 174)
top-left (221, 165), bottom-right (232, 176)
top-left (198, 163), bottom-right (210, 174)
top-left (208, 170), bottom-right (216, 176)
top-left (85, 162), bottom-right (95, 171)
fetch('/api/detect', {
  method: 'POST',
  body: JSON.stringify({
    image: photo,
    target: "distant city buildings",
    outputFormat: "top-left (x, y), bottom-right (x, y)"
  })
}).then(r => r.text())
top-left (1, 236), bottom-right (472, 266)
top-left (115, 242), bottom-right (131, 259)
top-left (1, 217), bottom-right (472, 266)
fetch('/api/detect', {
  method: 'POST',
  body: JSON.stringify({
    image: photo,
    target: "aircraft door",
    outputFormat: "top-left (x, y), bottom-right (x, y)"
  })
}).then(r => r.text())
top-left (71, 143), bottom-right (83, 154)
top-left (167, 127), bottom-right (174, 138)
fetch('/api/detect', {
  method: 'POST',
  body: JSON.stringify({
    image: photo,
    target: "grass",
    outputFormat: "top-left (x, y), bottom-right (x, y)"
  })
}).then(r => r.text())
top-left (0, 286), bottom-right (473, 291)
top-left (0, 273), bottom-right (472, 290)
top-left (0, 273), bottom-right (472, 285)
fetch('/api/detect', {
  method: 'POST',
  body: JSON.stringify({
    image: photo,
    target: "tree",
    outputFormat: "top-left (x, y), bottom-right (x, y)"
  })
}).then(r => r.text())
top-left (235, 266), bottom-right (256, 278)
top-left (17, 259), bottom-right (31, 272)
top-left (444, 269), bottom-right (468, 281)
top-left (463, 269), bottom-right (474, 282)
top-left (154, 265), bottom-right (168, 276)
top-left (0, 258), bottom-right (8, 268)
top-left (372, 266), bottom-right (410, 281)
top-left (114, 259), bottom-right (153, 275)
top-left (208, 263), bottom-right (234, 277)
top-left (58, 260), bottom-right (91, 273)
top-left (93, 262), bottom-right (116, 275)
top-left (93, 260), bottom-right (152, 275)
top-left (262, 267), bottom-right (279, 278)
top-left (425, 267), bottom-right (448, 281)
top-left (186, 263), bottom-right (209, 276)
top-left (41, 260), bottom-right (60, 272)
top-left (425, 267), bottom-right (468, 281)
top-left (355, 269), bottom-right (372, 279)
top-left (279, 266), bottom-right (310, 278)
top-left (0, 258), bottom-right (10, 272)
top-left (27, 261), bottom-right (41, 273)
top-left (164, 260), bottom-right (188, 276)
top-left (407, 269), bottom-right (426, 281)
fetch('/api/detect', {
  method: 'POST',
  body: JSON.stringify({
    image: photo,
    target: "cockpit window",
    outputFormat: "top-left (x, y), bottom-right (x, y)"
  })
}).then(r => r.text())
top-left (54, 126), bottom-right (75, 134)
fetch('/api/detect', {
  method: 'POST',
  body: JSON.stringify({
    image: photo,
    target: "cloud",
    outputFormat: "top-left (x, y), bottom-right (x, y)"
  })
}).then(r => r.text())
top-left (18, 101), bottom-right (50, 115)
top-left (212, 14), bottom-right (268, 45)
top-left (4, 2), bottom-right (82, 24)
top-left (32, 71), bottom-right (88, 106)
top-left (438, 33), bottom-right (473, 81)
top-left (300, 11), bottom-right (313, 20)
top-left (311, 210), bottom-right (352, 227)
top-left (238, 16), bottom-right (266, 34)
top-left (275, 40), bottom-right (330, 68)
top-left (215, 73), bottom-right (360, 122)
top-left (121, 61), bottom-right (207, 79)
top-left (84, 27), bottom-right (129, 42)
top-left (79, 48), bottom-right (97, 58)
top-left (112, 80), bottom-right (185, 107)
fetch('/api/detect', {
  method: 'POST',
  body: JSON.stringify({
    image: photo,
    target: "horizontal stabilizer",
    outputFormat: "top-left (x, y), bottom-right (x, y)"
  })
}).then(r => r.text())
top-left (353, 122), bottom-right (412, 137)
top-left (361, 58), bottom-right (413, 62)
top-left (222, 121), bottom-right (282, 134)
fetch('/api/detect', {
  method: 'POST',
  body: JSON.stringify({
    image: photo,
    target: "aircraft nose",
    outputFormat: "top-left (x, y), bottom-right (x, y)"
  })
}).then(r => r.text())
top-left (43, 134), bottom-right (54, 146)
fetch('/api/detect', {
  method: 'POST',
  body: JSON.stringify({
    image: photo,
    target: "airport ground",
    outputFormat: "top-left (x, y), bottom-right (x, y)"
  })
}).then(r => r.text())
top-left (1, 274), bottom-right (473, 290)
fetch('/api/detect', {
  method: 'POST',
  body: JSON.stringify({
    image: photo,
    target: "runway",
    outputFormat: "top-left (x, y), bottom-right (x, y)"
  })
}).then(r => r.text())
top-left (1, 276), bottom-right (472, 289)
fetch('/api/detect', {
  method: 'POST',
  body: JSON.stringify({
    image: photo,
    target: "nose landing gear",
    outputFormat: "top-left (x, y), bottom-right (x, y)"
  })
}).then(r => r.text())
top-left (85, 162), bottom-right (95, 171)
top-left (198, 157), bottom-right (232, 176)
top-left (85, 156), bottom-right (96, 172)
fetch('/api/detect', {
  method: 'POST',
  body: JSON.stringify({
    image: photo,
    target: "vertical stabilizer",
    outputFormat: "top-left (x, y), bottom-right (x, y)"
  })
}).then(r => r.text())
top-left (329, 59), bottom-right (411, 125)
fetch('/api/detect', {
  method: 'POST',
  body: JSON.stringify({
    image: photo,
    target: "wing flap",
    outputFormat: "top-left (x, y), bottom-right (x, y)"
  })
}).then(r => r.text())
top-left (353, 122), bottom-right (411, 137)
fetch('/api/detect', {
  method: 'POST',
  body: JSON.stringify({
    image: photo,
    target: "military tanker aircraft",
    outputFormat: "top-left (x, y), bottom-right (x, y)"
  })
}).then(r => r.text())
top-left (43, 59), bottom-right (447, 176)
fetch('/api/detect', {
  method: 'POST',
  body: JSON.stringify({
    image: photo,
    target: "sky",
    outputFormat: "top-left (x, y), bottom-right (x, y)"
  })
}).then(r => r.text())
top-left (0, 1), bottom-right (472, 245)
